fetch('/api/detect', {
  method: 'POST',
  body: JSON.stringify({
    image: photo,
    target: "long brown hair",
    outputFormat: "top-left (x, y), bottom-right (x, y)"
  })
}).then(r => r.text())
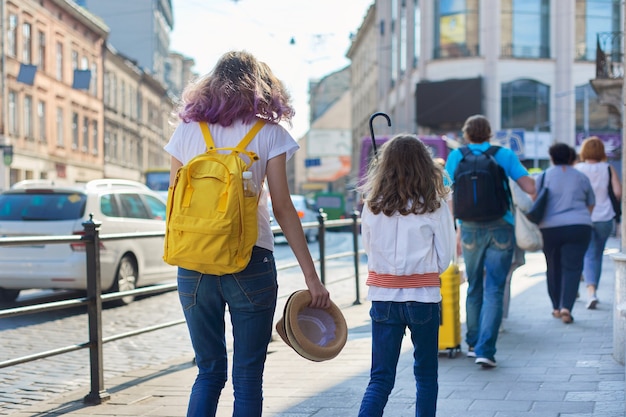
top-left (359, 134), bottom-right (450, 216)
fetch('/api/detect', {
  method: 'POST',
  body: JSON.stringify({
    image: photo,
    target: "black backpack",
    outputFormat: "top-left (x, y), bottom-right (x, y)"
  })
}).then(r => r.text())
top-left (452, 145), bottom-right (512, 222)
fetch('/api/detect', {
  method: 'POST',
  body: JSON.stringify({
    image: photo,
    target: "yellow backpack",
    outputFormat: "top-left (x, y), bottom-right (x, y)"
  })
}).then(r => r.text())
top-left (163, 120), bottom-right (264, 275)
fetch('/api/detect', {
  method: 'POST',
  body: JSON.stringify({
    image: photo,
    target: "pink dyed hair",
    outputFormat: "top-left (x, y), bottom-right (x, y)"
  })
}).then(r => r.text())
top-left (177, 50), bottom-right (295, 126)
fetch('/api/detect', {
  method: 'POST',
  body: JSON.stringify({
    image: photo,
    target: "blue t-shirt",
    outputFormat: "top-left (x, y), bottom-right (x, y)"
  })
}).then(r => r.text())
top-left (444, 143), bottom-right (530, 225)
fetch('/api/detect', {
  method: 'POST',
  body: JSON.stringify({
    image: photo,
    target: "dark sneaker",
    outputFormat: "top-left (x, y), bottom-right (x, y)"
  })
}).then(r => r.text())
top-left (466, 347), bottom-right (476, 358)
top-left (475, 357), bottom-right (497, 368)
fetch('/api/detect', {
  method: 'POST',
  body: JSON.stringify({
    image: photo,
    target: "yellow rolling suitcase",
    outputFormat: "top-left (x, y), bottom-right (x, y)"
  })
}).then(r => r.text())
top-left (438, 263), bottom-right (461, 358)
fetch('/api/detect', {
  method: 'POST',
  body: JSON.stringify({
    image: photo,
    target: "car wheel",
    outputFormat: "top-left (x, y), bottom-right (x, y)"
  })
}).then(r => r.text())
top-left (112, 255), bottom-right (137, 306)
top-left (0, 288), bottom-right (20, 303)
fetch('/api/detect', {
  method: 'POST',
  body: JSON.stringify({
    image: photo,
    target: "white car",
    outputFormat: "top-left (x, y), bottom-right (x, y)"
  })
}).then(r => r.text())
top-left (0, 179), bottom-right (175, 304)
top-left (268, 194), bottom-right (319, 243)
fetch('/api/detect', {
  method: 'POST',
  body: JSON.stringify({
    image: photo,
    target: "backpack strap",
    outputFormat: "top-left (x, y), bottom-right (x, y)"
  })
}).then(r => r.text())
top-left (484, 145), bottom-right (514, 211)
top-left (484, 145), bottom-right (501, 157)
top-left (199, 120), bottom-right (264, 168)
top-left (460, 146), bottom-right (472, 159)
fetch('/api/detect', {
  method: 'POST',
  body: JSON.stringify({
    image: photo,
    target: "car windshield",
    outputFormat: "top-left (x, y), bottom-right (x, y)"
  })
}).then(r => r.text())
top-left (0, 192), bottom-right (87, 221)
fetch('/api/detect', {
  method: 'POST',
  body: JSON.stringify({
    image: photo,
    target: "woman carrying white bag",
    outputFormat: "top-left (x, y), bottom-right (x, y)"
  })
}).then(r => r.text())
top-left (502, 179), bottom-right (542, 327)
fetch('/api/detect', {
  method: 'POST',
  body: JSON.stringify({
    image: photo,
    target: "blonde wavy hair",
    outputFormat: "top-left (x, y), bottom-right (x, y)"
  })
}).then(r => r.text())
top-left (359, 134), bottom-right (450, 216)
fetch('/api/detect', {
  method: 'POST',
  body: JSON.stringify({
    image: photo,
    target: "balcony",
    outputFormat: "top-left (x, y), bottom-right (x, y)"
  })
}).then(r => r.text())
top-left (591, 32), bottom-right (623, 116)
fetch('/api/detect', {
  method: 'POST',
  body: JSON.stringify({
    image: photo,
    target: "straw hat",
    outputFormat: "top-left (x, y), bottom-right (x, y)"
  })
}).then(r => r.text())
top-left (275, 290), bottom-right (348, 362)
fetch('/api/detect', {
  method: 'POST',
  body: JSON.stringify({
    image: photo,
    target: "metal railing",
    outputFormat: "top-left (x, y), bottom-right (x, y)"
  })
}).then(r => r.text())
top-left (0, 210), bottom-right (363, 405)
top-left (596, 32), bottom-right (624, 79)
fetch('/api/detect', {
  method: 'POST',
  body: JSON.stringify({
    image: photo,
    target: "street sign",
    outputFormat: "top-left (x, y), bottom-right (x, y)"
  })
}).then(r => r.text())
top-left (305, 158), bottom-right (321, 167)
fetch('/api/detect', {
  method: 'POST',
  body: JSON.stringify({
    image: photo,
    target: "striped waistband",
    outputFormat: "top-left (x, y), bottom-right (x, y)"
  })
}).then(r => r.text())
top-left (366, 271), bottom-right (441, 289)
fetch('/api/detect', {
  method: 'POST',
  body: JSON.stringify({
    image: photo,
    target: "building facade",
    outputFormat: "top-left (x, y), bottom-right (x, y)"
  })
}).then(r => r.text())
top-left (346, 3), bottom-right (380, 188)
top-left (348, 0), bottom-right (621, 174)
top-left (1, 0), bottom-right (108, 189)
top-left (102, 45), bottom-right (174, 182)
top-left (78, 0), bottom-right (174, 88)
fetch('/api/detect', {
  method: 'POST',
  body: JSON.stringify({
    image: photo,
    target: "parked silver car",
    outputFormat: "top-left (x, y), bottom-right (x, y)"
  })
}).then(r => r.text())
top-left (0, 179), bottom-right (175, 304)
top-left (268, 194), bottom-right (319, 243)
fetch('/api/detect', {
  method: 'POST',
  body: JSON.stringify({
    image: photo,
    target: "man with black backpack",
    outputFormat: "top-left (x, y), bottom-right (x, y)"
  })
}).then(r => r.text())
top-left (445, 115), bottom-right (535, 368)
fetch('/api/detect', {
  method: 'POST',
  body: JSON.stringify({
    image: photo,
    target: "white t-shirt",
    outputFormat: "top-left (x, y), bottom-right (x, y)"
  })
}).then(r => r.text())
top-left (575, 161), bottom-right (614, 222)
top-left (164, 119), bottom-right (299, 252)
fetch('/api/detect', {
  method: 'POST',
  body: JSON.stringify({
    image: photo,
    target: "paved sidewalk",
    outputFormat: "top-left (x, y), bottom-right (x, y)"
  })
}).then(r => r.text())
top-left (7, 239), bottom-right (626, 416)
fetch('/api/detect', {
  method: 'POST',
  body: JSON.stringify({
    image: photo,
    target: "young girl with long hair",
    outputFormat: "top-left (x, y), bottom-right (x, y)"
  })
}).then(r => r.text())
top-left (358, 134), bottom-right (455, 417)
top-left (164, 50), bottom-right (330, 417)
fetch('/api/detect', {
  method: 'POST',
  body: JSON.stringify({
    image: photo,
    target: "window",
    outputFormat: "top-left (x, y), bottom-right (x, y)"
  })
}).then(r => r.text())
top-left (112, 132), bottom-right (118, 161)
top-left (111, 74), bottom-right (117, 108)
top-left (143, 195), bottom-right (166, 220)
top-left (434, 0), bottom-right (480, 58)
top-left (414, 0), bottom-right (421, 67)
top-left (38, 31), bottom-right (46, 71)
top-left (118, 194), bottom-right (150, 219)
top-left (22, 23), bottom-right (32, 64)
top-left (501, 0), bottom-right (550, 58)
top-left (56, 107), bottom-right (64, 147)
top-left (24, 95), bottom-right (33, 139)
top-left (38, 101), bottom-right (46, 143)
top-left (90, 62), bottom-right (97, 96)
top-left (501, 79), bottom-right (550, 130)
top-left (104, 129), bottom-right (110, 160)
top-left (7, 14), bottom-right (17, 57)
top-left (100, 194), bottom-right (120, 217)
top-left (72, 112), bottom-right (79, 149)
top-left (71, 50), bottom-right (78, 69)
top-left (121, 80), bottom-right (126, 115)
top-left (103, 71), bottom-right (110, 105)
top-left (91, 120), bottom-right (98, 155)
top-left (137, 91), bottom-right (143, 121)
top-left (391, 0), bottom-right (398, 85)
top-left (82, 116), bottom-right (89, 152)
top-left (575, 0), bottom-right (621, 60)
top-left (400, 1), bottom-right (407, 76)
top-left (56, 42), bottom-right (63, 81)
top-left (8, 91), bottom-right (17, 136)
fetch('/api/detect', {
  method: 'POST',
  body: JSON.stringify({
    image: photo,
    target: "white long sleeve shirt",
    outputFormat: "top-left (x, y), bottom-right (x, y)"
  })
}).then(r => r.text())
top-left (361, 199), bottom-right (456, 303)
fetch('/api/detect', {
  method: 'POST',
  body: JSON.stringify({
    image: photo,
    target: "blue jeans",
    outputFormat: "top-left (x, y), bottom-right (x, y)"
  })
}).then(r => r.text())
top-left (359, 301), bottom-right (440, 417)
top-left (583, 220), bottom-right (614, 290)
top-left (177, 247), bottom-right (278, 417)
top-left (461, 219), bottom-right (514, 360)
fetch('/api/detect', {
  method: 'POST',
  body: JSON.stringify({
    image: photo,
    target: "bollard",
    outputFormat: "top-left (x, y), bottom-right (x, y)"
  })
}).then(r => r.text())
top-left (82, 214), bottom-right (110, 404)
top-left (611, 252), bottom-right (626, 365)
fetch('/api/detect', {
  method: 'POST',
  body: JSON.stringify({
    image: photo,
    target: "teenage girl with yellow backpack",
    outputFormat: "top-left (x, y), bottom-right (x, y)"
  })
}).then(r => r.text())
top-left (164, 50), bottom-right (330, 417)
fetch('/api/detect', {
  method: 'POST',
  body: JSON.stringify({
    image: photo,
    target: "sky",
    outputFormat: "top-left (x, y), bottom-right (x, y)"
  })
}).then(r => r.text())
top-left (169, 0), bottom-right (374, 139)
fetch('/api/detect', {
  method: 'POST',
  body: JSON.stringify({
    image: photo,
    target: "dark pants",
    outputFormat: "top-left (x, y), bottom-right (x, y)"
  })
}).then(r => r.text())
top-left (541, 225), bottom-right (592, 312)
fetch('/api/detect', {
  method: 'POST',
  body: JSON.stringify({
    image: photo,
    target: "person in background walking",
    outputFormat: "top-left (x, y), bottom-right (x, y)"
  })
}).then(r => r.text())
top-left (358, 134), bottom-right (456, 417)
top-left (575, 137), bottom-right (621, 309)
top-left (164, 50), bottom-right (330, 417)
top-left (444, 115), bottom-right (535, 369)
top-left (539, 143), bottom-right (594, 323)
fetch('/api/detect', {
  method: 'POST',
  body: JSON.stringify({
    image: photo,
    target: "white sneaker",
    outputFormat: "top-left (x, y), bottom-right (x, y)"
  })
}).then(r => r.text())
top-left (466, 347), bottom-right (476, 358)
top-left (586, 297), bottom-right (598, 310)
top-left (475, 357), bottom-right (497, 368)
